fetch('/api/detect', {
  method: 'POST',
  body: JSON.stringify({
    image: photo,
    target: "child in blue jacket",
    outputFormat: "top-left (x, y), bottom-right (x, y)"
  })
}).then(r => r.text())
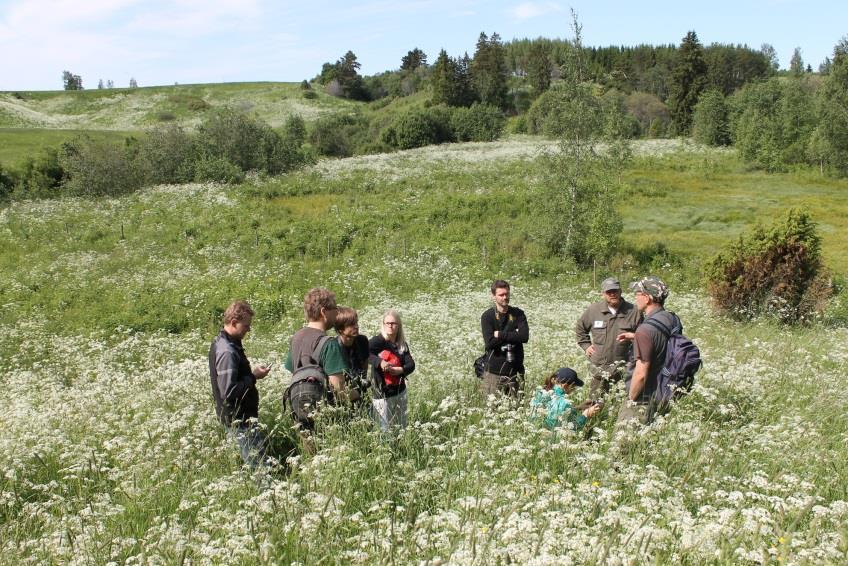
top-left (531, 368), bottom-right (601, 430)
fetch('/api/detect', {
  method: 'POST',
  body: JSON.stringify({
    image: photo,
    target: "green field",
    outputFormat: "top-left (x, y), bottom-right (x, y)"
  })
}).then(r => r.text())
top-left (0, 113), bottom-right (847, 561)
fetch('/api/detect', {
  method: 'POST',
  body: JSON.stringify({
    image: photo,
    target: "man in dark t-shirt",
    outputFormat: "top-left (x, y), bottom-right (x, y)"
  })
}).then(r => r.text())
top-left (615, 276), bottom-right (679, 426)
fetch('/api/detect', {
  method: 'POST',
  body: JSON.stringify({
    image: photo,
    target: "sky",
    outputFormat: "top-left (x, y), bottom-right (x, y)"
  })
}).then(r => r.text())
top-left (1, 0), bottom-right (845, 91)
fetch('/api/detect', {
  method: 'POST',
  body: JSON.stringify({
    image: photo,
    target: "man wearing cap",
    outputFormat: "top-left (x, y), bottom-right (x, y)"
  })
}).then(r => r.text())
top-left (575, 277), bottom-right (642, 399)
top-left (616, 276), bottom-right (680, 426)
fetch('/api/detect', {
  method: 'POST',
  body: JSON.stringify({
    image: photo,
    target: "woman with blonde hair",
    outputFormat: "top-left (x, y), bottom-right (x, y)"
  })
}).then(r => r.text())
top-left (368, 309), bottom-right (415, 431)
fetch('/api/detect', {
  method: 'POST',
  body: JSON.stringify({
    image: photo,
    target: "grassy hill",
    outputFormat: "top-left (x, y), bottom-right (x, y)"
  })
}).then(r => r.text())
top-left (0, 82), bottom-right (364, 166)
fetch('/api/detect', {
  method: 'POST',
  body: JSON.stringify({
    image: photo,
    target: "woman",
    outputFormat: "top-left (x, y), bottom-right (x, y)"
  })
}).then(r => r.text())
top-left (531, 367), bottom-right (600, 431)
top-left (334, 307), bottom-right (370, 410)
top-left (369, 310), bottom-right (415, 431)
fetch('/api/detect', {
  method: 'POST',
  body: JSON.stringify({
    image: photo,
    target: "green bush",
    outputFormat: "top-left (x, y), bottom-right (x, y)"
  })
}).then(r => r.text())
top-left (195, 108), bottom-right (307, 175)
top-left (381, 108), bottom-right (453, 150)
top-left (705, 209), bottom-right (832, 323)
top-left (11, 148), bottom-right (65, 198)
top-left (692, 89), bottom-right (731, 145)
top-left (59, 136), bottom-right (145, 197)
top-left (192, 155), bottom-right (245, 184)
top-left (302, 90), bottom-right (318, 100)
top-left (138, 124), bottom-right (196, 185)
top-left (449, 103), bottom-right (505, 142)
top-left (309, 113), bottom-right (371, 157)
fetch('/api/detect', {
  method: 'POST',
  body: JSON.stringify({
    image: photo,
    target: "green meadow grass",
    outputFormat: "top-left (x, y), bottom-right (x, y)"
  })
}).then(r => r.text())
top-left (622, 151), bottom-right (848, 274)
top-left (0, 128), bottom-right (137, 165)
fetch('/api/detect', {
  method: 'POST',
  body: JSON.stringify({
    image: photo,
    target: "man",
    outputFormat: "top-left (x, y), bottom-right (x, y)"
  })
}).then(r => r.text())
top-left (575, 277), bottom-right (642, 399)
top-left (334, 307), bottom-right (371, 412)
top-left (284, 288), bottom-right (352, 434)
top-left (616, 276), bottom-right (679, 426)
top-left (480, 279), bottom-right (530, 398)
top-left (209, 300), bottom-right (271, 469)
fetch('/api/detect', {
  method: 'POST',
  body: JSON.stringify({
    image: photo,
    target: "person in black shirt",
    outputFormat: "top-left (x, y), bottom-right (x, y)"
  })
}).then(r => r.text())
top-left (209, 300), bottom-right (271, 469)
top-left (369, 309), bottom-right (415, 431)
top-left (480, 279), bottom-right (529, 399)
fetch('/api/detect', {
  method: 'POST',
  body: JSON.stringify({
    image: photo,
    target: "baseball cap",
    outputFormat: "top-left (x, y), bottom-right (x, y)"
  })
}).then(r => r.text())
top-left (601, 277), bottom-right (621, 292)
top-left (629, 276), bottom-right (669, 302)
top-left (554, 367), bottom-right (584, 387)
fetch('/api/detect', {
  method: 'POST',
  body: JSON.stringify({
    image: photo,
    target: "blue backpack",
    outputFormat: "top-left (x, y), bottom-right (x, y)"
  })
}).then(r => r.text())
top-left (644, 314), bottom-right (702, 402)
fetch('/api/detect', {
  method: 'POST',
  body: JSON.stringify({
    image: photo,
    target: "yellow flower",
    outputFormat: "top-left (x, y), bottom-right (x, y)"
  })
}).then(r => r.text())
top-left (592, 481), bottom-right (600, 488)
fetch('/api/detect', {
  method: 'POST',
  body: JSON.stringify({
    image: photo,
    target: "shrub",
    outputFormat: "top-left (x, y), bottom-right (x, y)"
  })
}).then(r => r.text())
top-left (705, 209), bottom-right (832, 323)
top-left (449, 103), bottom-right (505, 142)
top-left (309, 113), bottom-right (371, 157)
top-left (156, 111), bottom-right (177, 122)
top-left (692, 89), bottom-right (731, 145)
top-left (60, 136), bottom-right (145, 196)
top-left (138, 124), bottom-right (196, 185)
top-left (381, 108), bottom-right (453, 150)
top-left (302, 90), bottom-right (318, 100)
top-left (11, 148), bottom-right (65, 198)
top-left (192, 156), bottom-right (245, 184)
top-left (0, 163), bottom-right (12, 199)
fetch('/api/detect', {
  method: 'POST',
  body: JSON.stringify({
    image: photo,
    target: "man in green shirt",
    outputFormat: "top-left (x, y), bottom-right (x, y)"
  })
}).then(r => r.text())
top-left (575, 277), bottom-right (642, 399)
top-left (284, 288), bottom-right (352, 433)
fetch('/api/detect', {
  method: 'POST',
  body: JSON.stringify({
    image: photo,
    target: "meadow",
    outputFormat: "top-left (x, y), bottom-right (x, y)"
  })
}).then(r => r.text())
top-left (1, 138), bottom-right (847, 564)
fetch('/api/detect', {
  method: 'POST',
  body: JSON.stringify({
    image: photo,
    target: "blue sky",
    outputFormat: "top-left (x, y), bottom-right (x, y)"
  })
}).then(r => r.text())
top-left (1, 0), bottom-right (845, 91)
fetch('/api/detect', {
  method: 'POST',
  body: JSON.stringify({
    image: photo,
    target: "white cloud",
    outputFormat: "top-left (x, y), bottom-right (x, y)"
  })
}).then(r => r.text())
top-left (509, 1), bottom-right (563, 21)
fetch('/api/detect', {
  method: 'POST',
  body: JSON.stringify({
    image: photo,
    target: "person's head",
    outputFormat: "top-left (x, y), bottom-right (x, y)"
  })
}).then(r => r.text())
top-left (601, 277), bottom-right (622, 309)
top-left (543, 367), bottom-right (584, 394)
top-left (304, 287), bottom-right (338, 328)
top-left (381, 309), bottom-right (405, 346)
top-left (334, 306), bottom-right (359, 348)
top-left (629, 276), bottom-right (669, 312)
top-left (222, 300), bottom-right (254, 340)
top-left (491, 279), bottom-right (510, 312)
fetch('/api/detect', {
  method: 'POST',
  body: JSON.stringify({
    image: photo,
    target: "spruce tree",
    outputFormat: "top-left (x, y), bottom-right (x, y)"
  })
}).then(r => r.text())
top-left (527, 41), bottom-right (552, 96)
top-left (471, 32), bottom-right (509, 109)
top-left (668, 31), bottom-right (707, 135)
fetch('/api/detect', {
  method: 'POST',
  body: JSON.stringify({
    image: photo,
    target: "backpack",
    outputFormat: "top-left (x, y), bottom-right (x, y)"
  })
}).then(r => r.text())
top-left (283, 335), bottom-right (333, 410)
top-left (643, 314), bottom-right (702, 402)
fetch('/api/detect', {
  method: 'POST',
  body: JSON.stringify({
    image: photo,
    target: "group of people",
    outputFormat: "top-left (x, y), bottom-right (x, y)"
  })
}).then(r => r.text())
top-left (209, 275), bottom-right (683, 469)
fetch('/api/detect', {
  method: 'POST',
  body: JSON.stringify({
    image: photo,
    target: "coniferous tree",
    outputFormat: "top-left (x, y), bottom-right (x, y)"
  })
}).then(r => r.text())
top-left (668, 31), bottom-right (707, 135)
top-left (790, 47), bottom-right (804, 77)
top-left (527, 41), bottom-right (552, 96)
top-left (401, 48), bottom-right (427, 71)
top-left (814, 37), bottom-right (848, 174)
top-left (62, 71), bottom-right (83, 90)
top-left (471, 32), bottom-right (509, 109)
top-left (430, 49), bottom-right (474, 107)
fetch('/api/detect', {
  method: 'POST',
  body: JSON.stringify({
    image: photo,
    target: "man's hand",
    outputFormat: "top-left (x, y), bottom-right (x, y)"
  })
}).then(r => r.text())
top-left (582, 404), bottom-right (601, 418)
top-left (585, 345), bottom-right (596, 357)
top-left (493, 330), bottom-right (500, 339)
top-left (617, 331), bottom-right (635, 342)
top-left (253, 365), bottom-right (271, 380)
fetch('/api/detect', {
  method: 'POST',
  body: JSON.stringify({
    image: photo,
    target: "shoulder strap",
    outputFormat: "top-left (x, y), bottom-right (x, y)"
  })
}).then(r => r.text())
top-left (643, 317), bottom-right (671, 338)
top-left (312, 335), bottom-right (332, 364)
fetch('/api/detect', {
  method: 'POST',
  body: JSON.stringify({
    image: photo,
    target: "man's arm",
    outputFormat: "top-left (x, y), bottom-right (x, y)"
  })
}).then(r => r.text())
top-left (216, 349), bottom-right (255, 406)
top-left (629, 359), bottom-right (650, 401)
top-left (575, 309), bottom-right (592, 351)
top-left (481, 311), bottom-right (502, 350)
top-left (503, 310), bottom-right (529, 344)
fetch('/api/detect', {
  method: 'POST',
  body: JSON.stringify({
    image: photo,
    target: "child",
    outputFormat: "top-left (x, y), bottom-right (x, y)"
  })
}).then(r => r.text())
top-left (531, 367), bottom-right (601, 430)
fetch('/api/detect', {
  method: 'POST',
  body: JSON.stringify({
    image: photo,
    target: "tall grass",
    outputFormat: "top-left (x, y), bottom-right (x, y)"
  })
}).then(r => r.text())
top-left (0, 142), bottom-right (846, 562)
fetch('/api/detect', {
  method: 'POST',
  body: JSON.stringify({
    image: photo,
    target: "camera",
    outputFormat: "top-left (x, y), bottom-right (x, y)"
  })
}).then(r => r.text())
top-left (501, 343), bottom-right (515, 364)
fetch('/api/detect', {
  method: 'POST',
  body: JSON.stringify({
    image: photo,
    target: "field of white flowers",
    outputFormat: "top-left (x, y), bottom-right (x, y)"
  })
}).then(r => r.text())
top-left (1, 147), bottom-right (846, 564)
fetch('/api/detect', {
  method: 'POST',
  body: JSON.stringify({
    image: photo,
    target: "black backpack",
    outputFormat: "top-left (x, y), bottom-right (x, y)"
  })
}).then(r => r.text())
top-left (643, 315), bottom-right (702, 402)
top-left (283, 335), bottom-right (332, 409)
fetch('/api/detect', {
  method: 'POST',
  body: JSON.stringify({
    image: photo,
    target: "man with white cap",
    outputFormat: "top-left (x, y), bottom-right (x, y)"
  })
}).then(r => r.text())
top-left (575, 277), bottom-right (642, 399)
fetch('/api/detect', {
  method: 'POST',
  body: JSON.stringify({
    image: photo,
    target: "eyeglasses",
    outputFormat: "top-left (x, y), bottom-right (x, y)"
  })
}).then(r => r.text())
top-left (384, 321), bottom-right (399, 326)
